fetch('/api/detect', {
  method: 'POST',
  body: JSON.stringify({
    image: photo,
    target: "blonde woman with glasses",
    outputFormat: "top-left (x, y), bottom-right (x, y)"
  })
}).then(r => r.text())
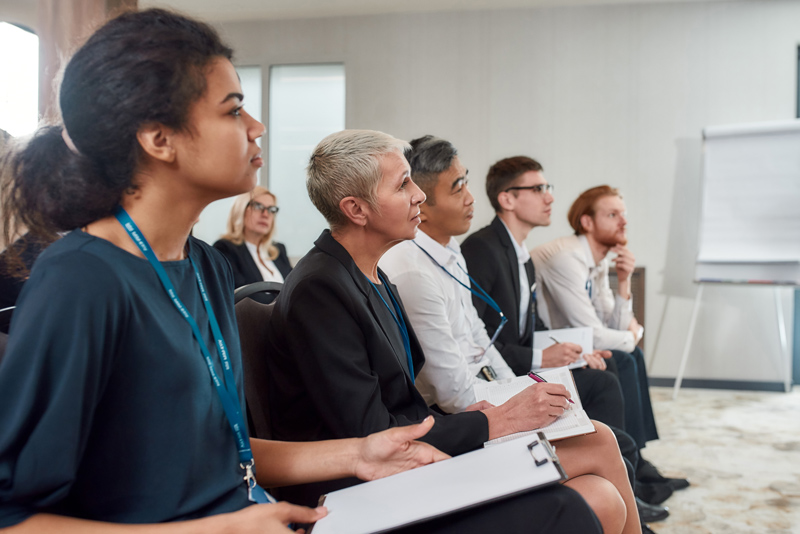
top-left (214, 186), bottom-right (292, 295)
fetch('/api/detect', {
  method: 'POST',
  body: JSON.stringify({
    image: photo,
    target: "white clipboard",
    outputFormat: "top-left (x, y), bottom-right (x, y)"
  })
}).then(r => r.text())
top-left (308, 433), bottom-right (566, 534)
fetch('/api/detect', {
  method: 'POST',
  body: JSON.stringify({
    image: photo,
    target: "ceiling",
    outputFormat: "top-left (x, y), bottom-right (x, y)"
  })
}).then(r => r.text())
top-left (0, 0), bottom-right (733, 31)
top-left (140, 0), bottom-right (727, 22)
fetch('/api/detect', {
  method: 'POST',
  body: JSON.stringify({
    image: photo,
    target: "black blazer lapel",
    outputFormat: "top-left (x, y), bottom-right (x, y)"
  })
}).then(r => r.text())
top-left (490, 217), bottom-right (522, 338)
top-left (365, 283), bottom-right (413, 379)
top-left (523, 259), bottom-right (536, 339)
top-left (314, 230), bottom-right (415, 383)
top-left (240, 243), bottom-right (264, 283)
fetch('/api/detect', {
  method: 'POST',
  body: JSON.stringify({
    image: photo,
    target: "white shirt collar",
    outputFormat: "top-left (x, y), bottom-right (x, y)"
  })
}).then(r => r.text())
top-left (577, 234), bottom-right (597, 269)
top-left (499, 218), bottom-right (530, 265)
top-left (577, 234), bottom-right (607, 279)
top-left (414, 229), bottom-right (460, 267)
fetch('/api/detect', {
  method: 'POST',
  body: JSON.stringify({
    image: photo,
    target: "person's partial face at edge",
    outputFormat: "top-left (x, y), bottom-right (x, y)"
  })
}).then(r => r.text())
top-left (585, 194), bottom-right (628, 247)
top-left (244, 193), bottom-right (276, 240)
top-left (368, 149), bottom-right (426, 245)
top-left (169, 57), bottom-right (265, 201)
top-left (501, 170), bottom-right (553, 228)
top-left (420, 155), bottom-right (474, 240)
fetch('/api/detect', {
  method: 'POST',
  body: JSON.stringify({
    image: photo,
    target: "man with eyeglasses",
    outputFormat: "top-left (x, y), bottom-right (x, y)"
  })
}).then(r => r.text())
top-left (461, 157), bottom-right (613, 376)
top-left (459, 156), bottom-right (630, 419)
top-left (531, 185), bottom-right (689, 500)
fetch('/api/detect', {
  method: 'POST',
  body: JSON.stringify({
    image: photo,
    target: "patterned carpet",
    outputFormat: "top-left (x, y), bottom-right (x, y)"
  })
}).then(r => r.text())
top-left (642, 386), bottom-right (800, 533)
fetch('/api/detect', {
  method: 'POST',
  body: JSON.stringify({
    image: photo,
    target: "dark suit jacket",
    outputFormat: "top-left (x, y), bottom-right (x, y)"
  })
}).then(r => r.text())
top-left (462, 219), bottom-right (628, 433)
top-left (461, 217), bottom-right (546, 376)
top-left (212, 239), bottom-right (292, 289)
top-left (265, 230), bottom-right (488, 505)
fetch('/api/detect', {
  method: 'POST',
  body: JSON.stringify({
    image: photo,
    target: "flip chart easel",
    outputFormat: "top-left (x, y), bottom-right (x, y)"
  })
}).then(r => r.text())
top-left (673, 281), bottom-right (793, 399)
top-left (674, 118), bottom-right (800, 398)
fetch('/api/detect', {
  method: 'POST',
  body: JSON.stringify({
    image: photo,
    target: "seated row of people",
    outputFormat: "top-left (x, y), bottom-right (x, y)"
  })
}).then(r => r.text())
top-left (265, 129), bottom-right (639, 534)
top-left (259, 132), bottom-right (686, 533)
top-left (0, 8), bottom-right (635, 534)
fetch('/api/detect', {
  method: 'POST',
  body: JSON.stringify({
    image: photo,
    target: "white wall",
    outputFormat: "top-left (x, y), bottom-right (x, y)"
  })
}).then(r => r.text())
top-left (217, 0), bottom-right (800, 383)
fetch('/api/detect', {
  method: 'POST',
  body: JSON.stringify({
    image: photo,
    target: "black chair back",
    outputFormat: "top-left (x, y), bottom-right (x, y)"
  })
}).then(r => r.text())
top-left (0, 306), bottom-right (14, 335)
top-left (234, 281), bottom-right (283, 305)
top-left (234, 282), bottom-right (282, 440)
top-left (0, 332), bottom-right (7, 366)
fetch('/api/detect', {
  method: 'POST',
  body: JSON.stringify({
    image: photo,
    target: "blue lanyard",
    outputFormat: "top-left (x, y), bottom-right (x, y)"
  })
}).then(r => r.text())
top-left (413, 241), bottom-right (508, 353)
top-left (366, 273), bottom-right (415, 382)
top-left (114, 207), bottom-right (274, 505)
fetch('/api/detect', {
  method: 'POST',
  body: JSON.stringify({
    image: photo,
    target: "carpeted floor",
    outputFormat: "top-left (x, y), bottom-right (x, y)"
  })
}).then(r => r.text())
top-left (641, 386), bottom-right (800, 533)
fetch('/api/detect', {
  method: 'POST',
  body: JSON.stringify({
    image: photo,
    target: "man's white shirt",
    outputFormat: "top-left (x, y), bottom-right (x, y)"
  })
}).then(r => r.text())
top-left (531, 234), bottom-right (636, 352)
top-left (379, 230), bottom-right (514, 413)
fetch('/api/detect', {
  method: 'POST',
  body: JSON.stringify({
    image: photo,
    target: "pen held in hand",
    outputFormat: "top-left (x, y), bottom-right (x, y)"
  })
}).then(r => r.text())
top-left (549, 335), bottom-right (561, 345)
top-left (527, 372), bottom-right (575, 404)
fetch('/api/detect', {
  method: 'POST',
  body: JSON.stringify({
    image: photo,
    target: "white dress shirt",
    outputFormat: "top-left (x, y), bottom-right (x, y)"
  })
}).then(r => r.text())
top-left (499, 220), bottom-right (543, 369)
top-left (379, 230), bottom-right (515, 413)
top-left (245, 241), bottom-right (285, 284)
top-left (531, 234), bottom-right (635, 352)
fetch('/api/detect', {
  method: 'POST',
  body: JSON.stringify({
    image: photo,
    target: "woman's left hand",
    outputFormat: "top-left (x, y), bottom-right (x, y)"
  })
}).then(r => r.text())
top-left (353, 416), bottom-right (450, 481)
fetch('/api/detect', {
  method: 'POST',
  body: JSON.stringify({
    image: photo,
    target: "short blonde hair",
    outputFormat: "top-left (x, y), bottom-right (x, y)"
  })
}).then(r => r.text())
top-left (307, 129), bottom-right (410, 230)
top-left (219, 185), bottom-right (279, 260)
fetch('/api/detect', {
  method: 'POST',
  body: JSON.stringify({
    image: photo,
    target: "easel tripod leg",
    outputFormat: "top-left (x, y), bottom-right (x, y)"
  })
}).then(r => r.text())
top-left (673, 284), bottom-right (704, 400)
top-left (774, 286), bottom-right (791, 393)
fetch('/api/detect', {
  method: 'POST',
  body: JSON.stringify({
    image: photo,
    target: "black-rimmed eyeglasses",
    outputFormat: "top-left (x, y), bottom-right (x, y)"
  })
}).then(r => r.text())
top-left (504, 184), bottom-right (555, 194)
top-left (248, 201), bottom-right (279, 214)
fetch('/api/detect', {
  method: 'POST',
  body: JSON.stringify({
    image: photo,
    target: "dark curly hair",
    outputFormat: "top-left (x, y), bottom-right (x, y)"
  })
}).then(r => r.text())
top-left (2, 8), bottom-right (233, 251)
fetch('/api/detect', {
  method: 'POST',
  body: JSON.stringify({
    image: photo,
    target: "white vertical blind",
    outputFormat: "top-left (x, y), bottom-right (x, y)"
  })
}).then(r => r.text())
top-left (268, 64), bottom-right (345, 259)
top-left (0, 22), bottom-right (38, 137)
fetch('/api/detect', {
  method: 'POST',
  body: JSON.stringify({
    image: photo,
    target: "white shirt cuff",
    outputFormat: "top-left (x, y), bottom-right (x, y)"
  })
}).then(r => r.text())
top-left (531, 348), bottom-right (543, 370)
top-left (615, 293), bottom-right (633, 310)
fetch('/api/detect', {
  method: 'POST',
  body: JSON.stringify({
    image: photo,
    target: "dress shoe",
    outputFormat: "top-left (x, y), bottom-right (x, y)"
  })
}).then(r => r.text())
top-left (641, 524), bottom-right (657, 534)
top-left (636, 496), bottom-right (669, 523)
top-left (667, 477), bottom-right (690, 491)
top-left (637, 458), bottom-right (690, 491)
top-left (636, 480), bottom-right (674, 505)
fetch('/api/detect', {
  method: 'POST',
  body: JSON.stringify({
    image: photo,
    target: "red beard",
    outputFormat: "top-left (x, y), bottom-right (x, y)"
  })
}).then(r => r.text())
top-left (595, 229), bottom-right (627, 247)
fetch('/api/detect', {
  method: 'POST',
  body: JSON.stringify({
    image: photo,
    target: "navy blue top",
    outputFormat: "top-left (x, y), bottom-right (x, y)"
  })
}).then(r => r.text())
top-left (0, 230), bottom-right (251, 527)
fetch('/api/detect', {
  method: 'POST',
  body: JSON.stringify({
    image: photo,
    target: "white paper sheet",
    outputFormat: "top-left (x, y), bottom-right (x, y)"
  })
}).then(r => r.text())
top-left (473, 368), bottom-right (596, 445)
top-left (533, 327), bottom-right (593, 370)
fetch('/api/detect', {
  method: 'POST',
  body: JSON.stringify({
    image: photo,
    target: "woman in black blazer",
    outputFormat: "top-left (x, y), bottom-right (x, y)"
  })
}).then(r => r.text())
top-left (213, 186), bottom-right (292, 292)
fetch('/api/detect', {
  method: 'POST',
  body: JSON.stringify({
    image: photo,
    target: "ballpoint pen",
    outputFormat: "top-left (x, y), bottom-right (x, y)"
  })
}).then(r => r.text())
top-left (527, 371), bottom-right (575, 404)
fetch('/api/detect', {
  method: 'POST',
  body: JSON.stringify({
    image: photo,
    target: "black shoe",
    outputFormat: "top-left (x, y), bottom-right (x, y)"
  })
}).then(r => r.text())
top-left (667, 477), bottom-right (690, 491)
top-left (636, 496), bottom-right (669, 523)
top-left (637, 458), bottom-right (690, 491)
top-left (641, 524), bottom-right (657, 534)
top-left (636, 480), bottom-right (674, 505)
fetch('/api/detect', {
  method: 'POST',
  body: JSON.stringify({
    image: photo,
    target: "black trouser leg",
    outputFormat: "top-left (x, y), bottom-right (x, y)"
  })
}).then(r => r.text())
top-left (608, 349), bottom-right (658, 448)
top-left (392, 484), bottom-right (603, 534)
top-left (631, 346), bottom-right (659, 443)
top-left (573, 367), bottom-right (625, 429)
